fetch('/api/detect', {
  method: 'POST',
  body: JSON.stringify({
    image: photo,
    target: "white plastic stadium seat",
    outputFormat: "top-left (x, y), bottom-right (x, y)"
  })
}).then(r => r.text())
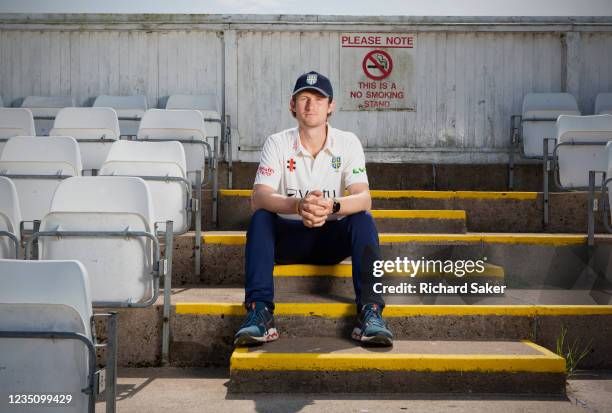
top-left (100, 140), bottom-right (190, 234)
top-left (38, 176), bottom-right (157, 305)
top-left (0, 177), bottom-right (21, 258)
top-left (94, 95), bottom-right (148, 137)
top-left (595, 93), bottom-right (612, 115)
top-left (0, 136), bottom-right (82, 222)
top-left (557, 114), bottom-right (612, 188)
top-left (21, 95), bottom-right (75, 136)
top-left (50, 107), bottom-right (120, 172)
top-left (137, 109), bottom-right (208, 185)
top-left (166, 93), bottom-right (221, 142)
top-left (0, 259), bottom-right (93, 413)
top-left (521, 93), bottom-right (581, 157)
top-left (0, 108), bottom-right (36, 155)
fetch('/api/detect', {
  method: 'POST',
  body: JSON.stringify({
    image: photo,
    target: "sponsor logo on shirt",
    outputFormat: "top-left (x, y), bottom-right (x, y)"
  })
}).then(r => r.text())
top-left (257, 165), bottom-right (275, 177)
top-left (287, 188), bottom-right (338, 198)
top-left (286, 158), bottom-right (297, 172)
top-left (352, 167), bottom-right (366, 174)
top-left (331, 156), bottom-right (341, 171)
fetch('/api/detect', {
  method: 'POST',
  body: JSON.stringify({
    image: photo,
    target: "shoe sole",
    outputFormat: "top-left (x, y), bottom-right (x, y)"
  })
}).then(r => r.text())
top-left (351, 328), bottom-right (393, 347)
top-left (234, 328), bottom-right (279, 346)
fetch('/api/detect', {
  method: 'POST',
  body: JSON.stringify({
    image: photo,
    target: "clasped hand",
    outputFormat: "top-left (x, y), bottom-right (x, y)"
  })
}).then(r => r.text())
top-left (297, 190), bottom-right (333, 228)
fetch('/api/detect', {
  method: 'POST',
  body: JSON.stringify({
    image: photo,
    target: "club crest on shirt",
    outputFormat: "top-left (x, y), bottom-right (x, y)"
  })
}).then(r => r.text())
top-left (331, 156), bottom-right (341, 171)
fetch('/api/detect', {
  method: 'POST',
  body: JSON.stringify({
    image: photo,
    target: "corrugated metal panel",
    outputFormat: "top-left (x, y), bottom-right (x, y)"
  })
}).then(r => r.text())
top-left (578, 33), bottom-right (612, 114)
top-left (0, 30), bottom-right (222, 109)
top-left (236, 31), bottom-right (564, 154)
top-left (0, 20), bottom-right (610, 163)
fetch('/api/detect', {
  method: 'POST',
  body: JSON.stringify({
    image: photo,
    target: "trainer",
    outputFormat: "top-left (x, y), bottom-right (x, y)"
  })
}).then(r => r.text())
top-left (234, 71), bottom-right (394, 347)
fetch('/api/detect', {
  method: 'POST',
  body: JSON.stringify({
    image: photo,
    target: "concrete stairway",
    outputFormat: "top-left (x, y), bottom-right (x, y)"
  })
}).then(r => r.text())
top-left (99, 187), bottom-right (612, 395)
top-left (228, 337), bottom-right (566, 394)
top-left (215, 189), bottom-right (607, 233)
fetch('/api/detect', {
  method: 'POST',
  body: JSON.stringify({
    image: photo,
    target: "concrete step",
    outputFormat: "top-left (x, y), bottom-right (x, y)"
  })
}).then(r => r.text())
top-left (217, 191), bottom-right (467, 232)
top-left (228, 337), bottom-right (566, 394)
top-left (171, 231), bottom-right (612, 288)
top-left (213, 162), bottom-right (544, 192)
top-left (214, 189), bottom-right (607, 233)
top-left (270, 262), bottom-right (505, 296)
top-left (95, 288), bottom-right (612, 368)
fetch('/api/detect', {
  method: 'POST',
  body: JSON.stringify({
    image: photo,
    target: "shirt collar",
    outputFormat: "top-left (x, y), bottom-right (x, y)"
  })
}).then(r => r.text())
top-left (292, 124), bottom-right (337, 157)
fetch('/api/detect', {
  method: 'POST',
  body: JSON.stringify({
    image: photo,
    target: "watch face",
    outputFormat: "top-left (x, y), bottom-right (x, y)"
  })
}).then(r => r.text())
top-left (333, 201), bottom-right (340, 213)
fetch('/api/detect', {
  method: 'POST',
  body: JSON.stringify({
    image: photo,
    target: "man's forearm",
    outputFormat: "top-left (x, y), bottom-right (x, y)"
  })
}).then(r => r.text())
top-left (336, 190), bottom-right (372, 216)
top-left (251, 190), bottom-right (299, 214)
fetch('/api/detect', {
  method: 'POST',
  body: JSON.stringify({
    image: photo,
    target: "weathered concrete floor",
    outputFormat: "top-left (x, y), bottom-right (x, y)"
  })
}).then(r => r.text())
top-left (167, 287), bottom-right (612, 306)
top-left (95, 368), bottom-right (612, 413)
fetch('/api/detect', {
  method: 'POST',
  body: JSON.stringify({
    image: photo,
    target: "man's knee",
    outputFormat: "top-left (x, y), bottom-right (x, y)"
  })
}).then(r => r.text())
top-left (250, 209), bottom-right (276, 224)
top-left (346, 211), bottom-right (376, 230)
top-left (247, 209), bottom-right (276, 234)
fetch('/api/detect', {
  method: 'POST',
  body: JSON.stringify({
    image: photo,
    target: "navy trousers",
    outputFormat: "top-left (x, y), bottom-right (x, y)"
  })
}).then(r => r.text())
top-left (244, 209), bottom-right (385, 312)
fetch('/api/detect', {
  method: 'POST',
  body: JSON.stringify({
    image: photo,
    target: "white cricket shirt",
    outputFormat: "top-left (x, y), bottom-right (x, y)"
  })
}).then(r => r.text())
top-left (254, 125), bottom-right (369, 220)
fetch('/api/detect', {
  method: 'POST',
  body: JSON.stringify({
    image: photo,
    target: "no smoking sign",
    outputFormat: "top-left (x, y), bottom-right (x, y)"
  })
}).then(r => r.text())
top-left (362, 50), bottom-right (393, 80)
top-left (340, 32), bottom-right (416, 111)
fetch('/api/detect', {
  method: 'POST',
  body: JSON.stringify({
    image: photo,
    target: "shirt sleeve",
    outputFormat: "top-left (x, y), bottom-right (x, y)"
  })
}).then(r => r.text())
top-left (254, 135), bottom-right (282, 190)
top-left (343, 133), bottom-right (369, 188)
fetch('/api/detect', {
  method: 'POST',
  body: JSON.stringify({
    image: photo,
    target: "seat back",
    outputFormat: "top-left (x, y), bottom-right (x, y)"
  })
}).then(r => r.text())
top-left (94, 95), bottom-right (148, 137)
top-left (50, 107), bottom-right (120, 172)
top-left (521, 93), bottom-right (581, 157)
top-left (606, 142), bottom-right (612, 221)
top-left (557, 115), bottom-right (612, 188)
top-left (21, 96), bottom-right (75, 136)
top-left (0, 259), bottom-right (91, 413)
top-left (0, 177), bottom-right (21, 258)
top-left (595, 93), bottom-right (612, 115)
top-left (0, 108), bottom-right (36, 155)
top-left (137, 109), bottom-right (207, 184)
top-left (100, 140), bottom-right (189, 233)
top-left (0, 136), bottom-right (82, 222)
top-left (39, 176), bottom-right (156, 305)
top-left (166, 93), bottom-right (221, 141)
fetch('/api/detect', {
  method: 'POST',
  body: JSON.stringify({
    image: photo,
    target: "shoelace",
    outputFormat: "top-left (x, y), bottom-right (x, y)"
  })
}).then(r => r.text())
top-left (240, 308), bottom-right (267, 329)
top-left (362, 308), bottom-right (386, 328)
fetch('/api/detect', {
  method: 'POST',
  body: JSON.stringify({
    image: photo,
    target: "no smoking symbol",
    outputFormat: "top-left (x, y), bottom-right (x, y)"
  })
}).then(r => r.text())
top-left (362, 50), bottom-right (393, 80)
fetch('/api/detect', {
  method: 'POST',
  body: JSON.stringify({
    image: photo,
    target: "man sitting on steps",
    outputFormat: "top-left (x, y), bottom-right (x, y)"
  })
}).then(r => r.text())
top-left (233, 71), bottom-right (394, 347)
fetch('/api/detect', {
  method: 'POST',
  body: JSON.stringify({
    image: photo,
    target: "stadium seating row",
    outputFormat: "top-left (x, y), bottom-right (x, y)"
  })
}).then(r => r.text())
top-left (0, 175), bottom-right (171, 306)
top-left (0, 259), bottom-right (117, 413)
top-left (542, 114), bottom-right (612, 227)
top-left (505, 93), bottom-right (612, 232)
top-left (0, 174), bottom-right (178, 412)
top-left (0, 94), bottom-right (222, 140)
top-left (508, 92), bottom-right (612, 188)
top-left (0, 138), bottom-right (194, 235)
top-left (0, 106), bottom-right (212, 178)
top-left (0, 109), bottom-right (205, 273)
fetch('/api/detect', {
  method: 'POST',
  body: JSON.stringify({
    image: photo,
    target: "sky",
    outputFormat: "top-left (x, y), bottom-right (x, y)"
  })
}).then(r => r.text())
top-left (0, 0), bottom-right (611, 16)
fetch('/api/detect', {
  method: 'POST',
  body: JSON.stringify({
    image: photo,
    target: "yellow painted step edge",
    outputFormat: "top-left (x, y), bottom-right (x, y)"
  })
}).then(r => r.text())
top-left (203, 233), bottom-right (586, 246)
top-left (219, 189), bottom-right (538, 201)
top-left (273, 263), bottom-right (504, 278)
top-left (229, 341), bottom-right (565, 373)
top-left (371, 210), bottom-right (466, 220)
top-left (176, 303), bottom-right (612, 317)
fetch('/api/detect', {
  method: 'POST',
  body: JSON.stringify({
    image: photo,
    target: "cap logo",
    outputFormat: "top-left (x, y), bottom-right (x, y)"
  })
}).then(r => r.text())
top-left (306, 74), bottom-right (318, 85)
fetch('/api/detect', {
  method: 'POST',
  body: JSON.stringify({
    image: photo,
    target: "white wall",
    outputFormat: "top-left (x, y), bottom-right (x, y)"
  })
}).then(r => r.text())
top-left (0, 14), bottom-right (610, 163)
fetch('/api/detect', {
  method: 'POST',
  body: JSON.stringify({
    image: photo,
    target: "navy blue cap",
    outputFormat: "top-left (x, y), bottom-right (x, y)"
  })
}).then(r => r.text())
top-left (292, 71), bottom-right (333, 99)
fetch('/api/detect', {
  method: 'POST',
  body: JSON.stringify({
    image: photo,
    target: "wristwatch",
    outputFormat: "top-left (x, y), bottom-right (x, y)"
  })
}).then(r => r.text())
top-left (332, 198), bottom-right (341, 214)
